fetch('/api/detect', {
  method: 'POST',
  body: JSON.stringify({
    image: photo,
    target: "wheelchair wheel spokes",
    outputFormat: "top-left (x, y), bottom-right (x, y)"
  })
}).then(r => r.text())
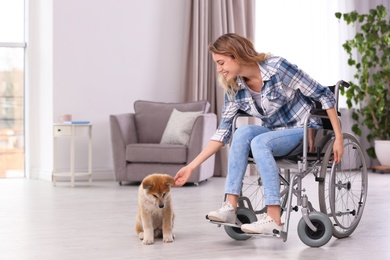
top-left (330, 139), bottom-right (368, 236)
top-left (240, 165), bottom-right (289, 215)
top-left (241, 168), bottom-right (266, 214)
top-left (318, 133), bottom-right (368, 238)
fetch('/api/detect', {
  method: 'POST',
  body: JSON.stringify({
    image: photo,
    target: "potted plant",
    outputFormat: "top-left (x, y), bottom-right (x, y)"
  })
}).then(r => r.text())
top-left (335, 5), bottom-right (390, 166)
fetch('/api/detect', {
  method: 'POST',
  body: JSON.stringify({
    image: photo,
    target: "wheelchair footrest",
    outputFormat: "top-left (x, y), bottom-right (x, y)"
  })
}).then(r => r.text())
top-left (205, 215), bottom-right (241, 228)
top-left (244, 230), bottom-right (286, 240)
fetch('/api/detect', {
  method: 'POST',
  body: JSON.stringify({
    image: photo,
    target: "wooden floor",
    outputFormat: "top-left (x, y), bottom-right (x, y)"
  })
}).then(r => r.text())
top-left (0, 172), bottom-right (389, 260)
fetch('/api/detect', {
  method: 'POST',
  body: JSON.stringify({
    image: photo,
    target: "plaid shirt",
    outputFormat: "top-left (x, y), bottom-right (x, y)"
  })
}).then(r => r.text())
top-left (211, 56), bottom-right (336, 145)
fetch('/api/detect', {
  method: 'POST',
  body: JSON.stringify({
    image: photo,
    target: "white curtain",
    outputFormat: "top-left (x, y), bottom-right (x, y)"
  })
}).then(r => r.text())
top-left (255, 0), bottom-right (388, 106)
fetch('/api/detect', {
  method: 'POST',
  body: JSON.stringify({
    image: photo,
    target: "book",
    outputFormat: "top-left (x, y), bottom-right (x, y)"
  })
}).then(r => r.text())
top-left (62, 121), bottom-right (90, 124)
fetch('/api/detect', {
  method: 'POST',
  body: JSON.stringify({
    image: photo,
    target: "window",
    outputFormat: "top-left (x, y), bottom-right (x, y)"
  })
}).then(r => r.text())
top-left (0, 0), bottom-right (26, 178)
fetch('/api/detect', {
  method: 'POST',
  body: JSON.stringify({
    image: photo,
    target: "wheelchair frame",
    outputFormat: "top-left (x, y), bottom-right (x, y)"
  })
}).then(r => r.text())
top-left (208, 80), bottom-right (368, 247)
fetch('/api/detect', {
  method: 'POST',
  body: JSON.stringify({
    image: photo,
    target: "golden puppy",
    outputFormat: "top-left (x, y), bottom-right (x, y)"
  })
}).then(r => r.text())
top-left (135, 173), bottom-right (175, 245)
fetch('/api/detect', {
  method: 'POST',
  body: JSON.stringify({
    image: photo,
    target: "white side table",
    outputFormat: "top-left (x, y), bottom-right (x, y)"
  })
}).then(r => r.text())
top-left (52, 123), bottom-right (92, 187)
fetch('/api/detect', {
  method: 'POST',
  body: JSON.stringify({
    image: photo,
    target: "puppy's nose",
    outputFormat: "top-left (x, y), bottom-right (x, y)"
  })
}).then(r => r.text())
top-left (159, 204), bottom-right (165, 208)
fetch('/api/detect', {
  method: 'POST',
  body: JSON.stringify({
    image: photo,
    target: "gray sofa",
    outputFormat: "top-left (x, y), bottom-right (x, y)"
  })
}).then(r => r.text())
top-left (109, 100), bottom-right (217, 185)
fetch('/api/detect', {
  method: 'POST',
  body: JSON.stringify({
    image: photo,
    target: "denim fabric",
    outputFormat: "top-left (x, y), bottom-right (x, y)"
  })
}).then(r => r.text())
top-left (225, 125), bottom-right (304, 205)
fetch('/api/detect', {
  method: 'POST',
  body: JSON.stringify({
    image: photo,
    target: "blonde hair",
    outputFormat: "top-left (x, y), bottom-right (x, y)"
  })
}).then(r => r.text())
top-left (209, 33), bottom-right (270, 97)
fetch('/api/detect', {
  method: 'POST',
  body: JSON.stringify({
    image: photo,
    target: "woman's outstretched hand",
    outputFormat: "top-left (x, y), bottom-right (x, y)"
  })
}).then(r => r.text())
top-left (174, 166), bottom-right (193, 186)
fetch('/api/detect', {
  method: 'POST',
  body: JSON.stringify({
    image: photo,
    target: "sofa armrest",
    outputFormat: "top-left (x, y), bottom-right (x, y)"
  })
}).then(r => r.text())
top-left (109, 113), bottom-right (138, 181)
top-left (187, 113), bottom-right (217, 182)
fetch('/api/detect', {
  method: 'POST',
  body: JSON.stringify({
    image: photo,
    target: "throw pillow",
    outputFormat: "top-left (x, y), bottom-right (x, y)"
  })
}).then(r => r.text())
top-left (160, 108), bottom-right (203, 145)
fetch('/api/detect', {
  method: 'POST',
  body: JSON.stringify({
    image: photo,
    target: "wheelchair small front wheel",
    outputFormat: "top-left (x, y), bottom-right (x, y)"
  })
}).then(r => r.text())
top-left (297, 211), bottom-right (333, 247)
top-left (224, 207), bottom-right (257, 241)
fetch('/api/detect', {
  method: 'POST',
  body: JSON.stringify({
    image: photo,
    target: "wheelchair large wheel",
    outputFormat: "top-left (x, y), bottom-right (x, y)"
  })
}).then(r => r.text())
top-left (297, 211), bottom-right (333, 247)
top-left (318, 133), bottom-right (368, 238)
top-left (224, 207), bottom-right (257, 240)
top-left (241, 165), bottom-right (289, 215)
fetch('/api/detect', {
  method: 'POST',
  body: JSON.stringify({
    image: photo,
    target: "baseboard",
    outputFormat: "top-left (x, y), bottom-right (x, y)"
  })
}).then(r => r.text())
top-left (30, 167), bottom-right (115, 182)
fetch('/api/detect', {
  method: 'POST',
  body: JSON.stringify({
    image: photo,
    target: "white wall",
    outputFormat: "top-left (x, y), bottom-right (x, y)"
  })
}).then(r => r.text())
top-left (28, 0), bottom-right (189, 180)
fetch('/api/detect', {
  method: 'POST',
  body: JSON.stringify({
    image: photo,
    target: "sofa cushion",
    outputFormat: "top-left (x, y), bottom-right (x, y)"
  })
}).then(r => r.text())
top-left (126, 143), bottom-right (187, 163)
top-left (134, 100), bottom-right (210, 143)
top-left (160, 108), bottom-right (203, 145)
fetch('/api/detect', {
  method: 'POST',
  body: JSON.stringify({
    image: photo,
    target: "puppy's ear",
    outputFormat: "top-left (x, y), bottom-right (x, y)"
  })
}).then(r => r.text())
top-left (164, 175), bottom-right (175, 187)
top-left (142, 178), bottom-right (154, 190)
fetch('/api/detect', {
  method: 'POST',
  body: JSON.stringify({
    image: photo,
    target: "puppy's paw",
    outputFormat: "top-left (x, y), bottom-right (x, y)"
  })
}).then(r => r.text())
top-left (163, 234), bottom-right (174, 243)
top-left (138, 232), bottom-right (144, 240)
top-left (142, 236), bottom-right (154, 245)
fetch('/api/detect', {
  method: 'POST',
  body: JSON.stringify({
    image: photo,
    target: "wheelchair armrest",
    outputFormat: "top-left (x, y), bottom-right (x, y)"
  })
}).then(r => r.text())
top-left (235, 110), bottom-right (251, 117)
top-left (310, 109), bottom-right (341, 117)
top-left (232, 110), bottom-right (254, 134)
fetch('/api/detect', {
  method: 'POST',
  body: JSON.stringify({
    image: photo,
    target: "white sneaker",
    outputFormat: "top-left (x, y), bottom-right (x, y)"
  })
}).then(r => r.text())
top-left (241, 215), bottom-right (283, 234)
top-left (207, 201), bottom-right (236, 224)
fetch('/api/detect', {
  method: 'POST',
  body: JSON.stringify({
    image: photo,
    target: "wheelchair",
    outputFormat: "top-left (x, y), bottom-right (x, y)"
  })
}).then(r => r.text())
top-left (208, 80), bottom-right (368, 247)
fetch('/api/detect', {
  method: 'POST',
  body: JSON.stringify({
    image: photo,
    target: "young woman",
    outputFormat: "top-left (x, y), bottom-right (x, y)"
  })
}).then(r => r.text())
top-left (174, 33), bottom-right (344, 234)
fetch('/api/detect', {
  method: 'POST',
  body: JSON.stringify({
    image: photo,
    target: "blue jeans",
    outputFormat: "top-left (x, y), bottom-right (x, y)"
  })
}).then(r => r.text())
top-left (225, 125), bottom-right (304, 205)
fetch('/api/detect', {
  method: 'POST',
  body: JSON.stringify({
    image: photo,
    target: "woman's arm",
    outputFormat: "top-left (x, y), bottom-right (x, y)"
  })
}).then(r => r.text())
top-left (326, 107), bottom-right (344, 163)
top-left (174, 140), bottom-right (224, 186)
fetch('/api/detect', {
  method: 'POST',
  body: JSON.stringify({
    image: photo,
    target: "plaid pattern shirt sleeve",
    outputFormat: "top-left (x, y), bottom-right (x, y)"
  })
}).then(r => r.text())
top-left (210, 56), bottom-right (336, 145)
top-left (210, 95), bottom-right (239, 144)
